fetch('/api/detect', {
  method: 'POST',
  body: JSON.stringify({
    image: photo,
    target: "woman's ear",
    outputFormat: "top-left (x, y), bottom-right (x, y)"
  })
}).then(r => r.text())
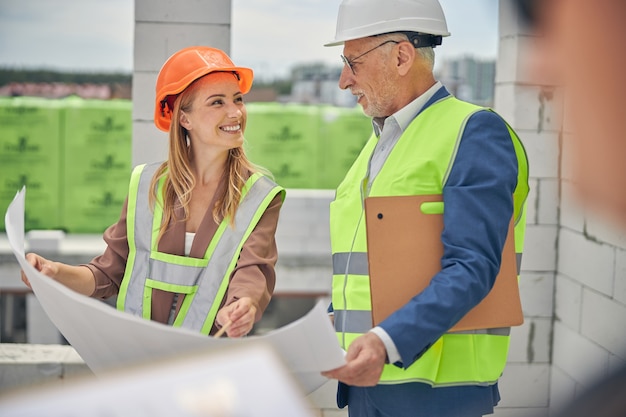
top-left (179, 111), bottom-right (191, 130)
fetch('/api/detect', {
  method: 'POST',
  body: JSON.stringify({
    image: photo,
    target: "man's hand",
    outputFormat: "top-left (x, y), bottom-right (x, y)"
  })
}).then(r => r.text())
top-left (322, 332), bottom-right (387, 386)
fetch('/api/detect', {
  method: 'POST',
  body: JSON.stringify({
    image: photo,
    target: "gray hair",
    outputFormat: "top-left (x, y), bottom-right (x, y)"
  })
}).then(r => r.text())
top-left (417, 46), bottom-right (435, 70)
top-left (377, 33), bottom-right (435, 70)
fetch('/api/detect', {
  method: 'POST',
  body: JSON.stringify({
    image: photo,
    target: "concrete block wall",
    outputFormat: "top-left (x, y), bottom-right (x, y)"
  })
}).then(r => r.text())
top-left (132, 0), bottom-right (232, 167)
top-left (550, 132), bottom-right (626, 412)
top-left (493, 3), bottom-right (558, 416)
top-left (274, 189), bottom-right (334, 295)
top-left (498, 1), bottom-right (626, 415)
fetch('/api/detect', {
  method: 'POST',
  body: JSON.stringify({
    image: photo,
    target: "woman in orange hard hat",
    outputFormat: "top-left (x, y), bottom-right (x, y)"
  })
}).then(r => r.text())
top-left (21, 46), bottom-right (285, 338)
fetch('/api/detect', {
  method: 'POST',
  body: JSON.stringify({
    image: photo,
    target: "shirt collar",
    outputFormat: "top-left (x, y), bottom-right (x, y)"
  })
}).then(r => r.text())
top-left (372, 81), bottom-right (443, 136)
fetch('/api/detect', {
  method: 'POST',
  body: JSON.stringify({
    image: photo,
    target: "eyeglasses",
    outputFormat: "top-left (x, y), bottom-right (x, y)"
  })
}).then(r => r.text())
top-left (340, 40), bottom-right (400, 75)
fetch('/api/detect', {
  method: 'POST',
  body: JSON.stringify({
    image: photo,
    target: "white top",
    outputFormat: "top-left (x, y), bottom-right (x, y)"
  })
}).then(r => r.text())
top-left (167, 232), bottom-right (196, 325)
top-left (185, 232), bottom-right (195, 256)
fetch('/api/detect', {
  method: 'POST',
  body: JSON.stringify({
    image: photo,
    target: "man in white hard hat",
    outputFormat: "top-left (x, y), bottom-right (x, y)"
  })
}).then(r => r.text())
top-left (321, 0), bottom-right (530, 416)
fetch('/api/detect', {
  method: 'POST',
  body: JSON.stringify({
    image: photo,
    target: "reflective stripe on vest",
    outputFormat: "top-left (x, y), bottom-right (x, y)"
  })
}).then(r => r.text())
top-left (333, 308), bottom-right (511, 336)
top-left (117, 162), bottom-right (284, 335)
top-left (330, 95), bottom-right (529, 386)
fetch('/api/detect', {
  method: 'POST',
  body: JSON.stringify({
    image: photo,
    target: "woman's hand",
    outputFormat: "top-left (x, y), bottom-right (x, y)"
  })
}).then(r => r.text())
top-left (21, 253), bottom-right (59, 289)
top-left (215, 297), bottom-right (258, 338)
top-left (20, 253), bottom-right (95, 296)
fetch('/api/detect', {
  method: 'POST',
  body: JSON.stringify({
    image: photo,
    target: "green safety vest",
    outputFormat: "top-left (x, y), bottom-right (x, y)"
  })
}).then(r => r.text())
top-left (330, 95), bottom-right (529, 386)
top-left (117, 162), bottom-right (285, 335)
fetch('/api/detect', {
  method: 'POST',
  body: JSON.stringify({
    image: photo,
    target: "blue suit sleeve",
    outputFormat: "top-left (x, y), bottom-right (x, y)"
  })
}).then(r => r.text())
top-left (378, 110), bottom-right (518, 368)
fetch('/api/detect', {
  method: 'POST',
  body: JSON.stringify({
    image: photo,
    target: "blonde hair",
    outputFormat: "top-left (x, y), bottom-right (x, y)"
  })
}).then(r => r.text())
top-left (149, 74), bottom-right (263, 243)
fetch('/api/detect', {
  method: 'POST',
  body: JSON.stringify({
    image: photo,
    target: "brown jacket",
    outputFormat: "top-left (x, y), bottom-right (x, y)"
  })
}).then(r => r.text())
top-left (83, 176), bottom-right (283, 335)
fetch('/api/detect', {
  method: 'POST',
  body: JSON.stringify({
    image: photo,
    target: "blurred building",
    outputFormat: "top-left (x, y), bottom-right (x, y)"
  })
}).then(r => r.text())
top-left (437, 56), bottom-right (496, 107)
top-left (289, 58), bottom-right (496, 108)
top-left (290, 63), bottom-right (356, 107)
top-left (0, 82), bottom-right (131, 100)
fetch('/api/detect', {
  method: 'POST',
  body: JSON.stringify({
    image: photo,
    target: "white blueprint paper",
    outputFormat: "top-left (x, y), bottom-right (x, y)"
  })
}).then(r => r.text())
top-left (4, 188), bottom-right (345, 394)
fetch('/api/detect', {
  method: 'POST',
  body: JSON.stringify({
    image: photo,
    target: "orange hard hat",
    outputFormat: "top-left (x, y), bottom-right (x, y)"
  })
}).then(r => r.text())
top-left (154, 46), bottom-right (254, 132)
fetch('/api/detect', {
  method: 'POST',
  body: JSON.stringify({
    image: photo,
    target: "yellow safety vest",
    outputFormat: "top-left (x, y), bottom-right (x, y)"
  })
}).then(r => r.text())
top-left (117, 162), bottom-right (285, 335)
top-left (330, 95), bottom-right (529, 386)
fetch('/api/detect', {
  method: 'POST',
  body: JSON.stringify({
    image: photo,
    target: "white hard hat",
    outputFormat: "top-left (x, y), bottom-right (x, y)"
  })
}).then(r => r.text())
top-left (325, 0), bottom-right (451, 47)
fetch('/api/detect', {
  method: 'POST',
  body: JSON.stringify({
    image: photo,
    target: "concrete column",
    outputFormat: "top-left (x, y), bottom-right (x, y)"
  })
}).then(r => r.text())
top-left (552, 97), bottom-right (626, 412)
top-left (25, 295), bottom-right (62, 345)
top-left (131, 0), bottom-right (232, 167)
top-left (494, 2), bottom-right (559, 416)
top-left (497, 2), bottom-right (626, 416)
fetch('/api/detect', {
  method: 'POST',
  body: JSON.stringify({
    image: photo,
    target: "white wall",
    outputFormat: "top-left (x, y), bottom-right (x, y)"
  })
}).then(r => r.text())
top-left (497, 1), bottom-right (626, 416)
top-left (493, 3), bottom-right (557, 416)
top-left (551, 130), bottom-right (626, 412)
top-left (132, 0), bottom-right (232, 167)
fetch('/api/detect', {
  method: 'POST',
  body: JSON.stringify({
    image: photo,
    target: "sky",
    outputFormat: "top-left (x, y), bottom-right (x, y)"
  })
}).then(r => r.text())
top-left (0, 0), bottom-right (498, 79)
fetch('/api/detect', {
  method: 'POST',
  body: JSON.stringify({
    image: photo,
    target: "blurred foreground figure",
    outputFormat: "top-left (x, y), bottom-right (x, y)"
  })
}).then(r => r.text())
top-left (518, 1), bottom-right (626, 416)
top-left (521, 0), bottom-right (626, 226)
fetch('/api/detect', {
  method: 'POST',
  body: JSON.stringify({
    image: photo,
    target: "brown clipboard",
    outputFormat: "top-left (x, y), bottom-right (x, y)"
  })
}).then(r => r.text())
top-left (364, 194), bottom-right (523, 332)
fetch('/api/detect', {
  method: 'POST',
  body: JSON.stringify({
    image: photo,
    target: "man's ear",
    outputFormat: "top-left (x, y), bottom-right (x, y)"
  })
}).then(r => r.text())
top-left (396, 42), bottom-right (416, 76)
top-left (179, 111), bottom-right (191, 130)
